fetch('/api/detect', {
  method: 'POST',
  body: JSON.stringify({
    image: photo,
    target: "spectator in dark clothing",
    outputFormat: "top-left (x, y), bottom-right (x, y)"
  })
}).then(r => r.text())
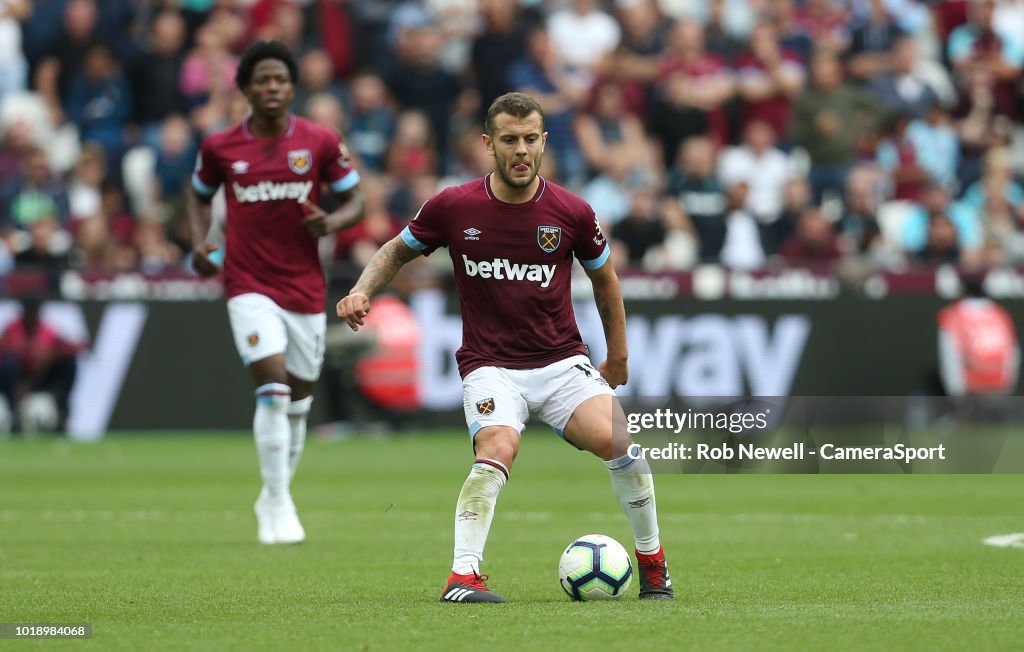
top-left (704, 0), bottom-right (746, 63)
top-left (666, 136), bottom-right (727, 262)
top-left (915, 213), bottom-right (963, 265)
top-left (471, 0), bottom-right (527, 121)
top-left (294, 49), bottom-right (349, 119)
top-left (21, 0), bottom-right (70, 71)
top-left (780, 206), bottom-right (842, 263)
top-left (846, 0), bottom-right (906, 81)
top-left (867, 37), bottom-right (939, 119)
top-left (837, 165), bottom-right (887, 260)
top-left (507, 25), bottom-right (588, 186)
top-left (611, 189), bottom-right (668, 267)
top-left (347, 71), bottom-right (396, 174)
top-left (768, 0), bottom-right (814, 63)
top-left (66, 44), bottom-right (133, 167)
top-left (129, 9), bottom-right (189, 149)
top-left (34, 0), bottom-right (101, 124)
top-left (611, 0), bottom-right (673, 116)
top-left (382, 23), bottom-right (462, 171)
top-left (14, 212), bottom-right (70, 282)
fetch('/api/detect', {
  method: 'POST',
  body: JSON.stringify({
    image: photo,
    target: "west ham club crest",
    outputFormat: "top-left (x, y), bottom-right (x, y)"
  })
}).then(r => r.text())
top-left (287, 149), bottom-right (312, 175)
top-left (537, 226), bottom-right (561, 253)
top-left (475, 398), bottom-right (495, 415)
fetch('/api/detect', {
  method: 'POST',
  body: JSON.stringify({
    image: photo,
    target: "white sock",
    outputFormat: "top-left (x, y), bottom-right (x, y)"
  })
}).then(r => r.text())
top-left (452, 459), bottom-right (508, 575)
top-left (287, 396), bottom-right (313, 480)
top-left (605, 453), bottom-right (661, 553)
top-left (254, 383), bottom-right (291, 503)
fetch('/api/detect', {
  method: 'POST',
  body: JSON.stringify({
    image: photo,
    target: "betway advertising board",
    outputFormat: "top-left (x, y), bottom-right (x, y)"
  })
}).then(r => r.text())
top-left (3, 264), bottom-right (1021, 436)
top-left (0, 286), bottom-right (978, 437)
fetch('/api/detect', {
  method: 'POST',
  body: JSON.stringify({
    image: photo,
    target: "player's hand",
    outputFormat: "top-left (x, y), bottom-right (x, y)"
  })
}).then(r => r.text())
top-left (598, 357), bottom-right (628, 389)
top-left (336, 292), bottom-right (371, 331)
top-left (301, 200), bottom-right (331, 238)
top-left (191, 243), bottom-right (221, 277)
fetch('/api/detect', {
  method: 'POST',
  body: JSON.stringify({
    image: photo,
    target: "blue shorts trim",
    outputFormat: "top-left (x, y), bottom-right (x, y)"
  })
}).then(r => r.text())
top-left (553, 426), bottom-right (584, 451)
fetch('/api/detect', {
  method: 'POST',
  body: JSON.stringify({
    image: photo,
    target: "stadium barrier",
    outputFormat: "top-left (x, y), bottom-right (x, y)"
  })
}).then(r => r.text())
top-left (1, 265), bottom-right (1022, 438)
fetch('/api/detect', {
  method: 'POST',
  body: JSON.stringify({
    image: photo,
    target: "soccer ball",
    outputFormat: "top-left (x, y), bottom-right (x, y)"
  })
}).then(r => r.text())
top-left (558, 534), bottom-right (633, 601)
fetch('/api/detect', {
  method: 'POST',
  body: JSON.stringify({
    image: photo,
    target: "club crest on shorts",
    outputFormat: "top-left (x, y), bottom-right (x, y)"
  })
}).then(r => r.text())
top-left (287, 149), bottom-right (312, 175)
top-left (537, 225), bottom-right (561, 253)
top-left (475, 398), bottom-right (495, 415)
top-left (247, 332), bottom-right (260, 346)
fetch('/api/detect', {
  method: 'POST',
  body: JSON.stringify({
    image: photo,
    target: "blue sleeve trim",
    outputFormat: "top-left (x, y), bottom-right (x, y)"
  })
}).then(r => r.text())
top-left (400, 226), bottom-right (428, 251)
top-left (330, 169), bottom-right (361, 193)
top-left (580, 244), bottom-right (611, 270)
top-left (469, 421), bottom-right (483, 439)
top-left (192, 173), bottom-right (217, 196)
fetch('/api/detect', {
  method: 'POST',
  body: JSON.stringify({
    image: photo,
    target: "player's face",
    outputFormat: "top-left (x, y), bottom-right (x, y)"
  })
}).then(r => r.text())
top-left (245, 59), bottom-right (294, 118)
top-left (484, 112), bottom-right (547, 189)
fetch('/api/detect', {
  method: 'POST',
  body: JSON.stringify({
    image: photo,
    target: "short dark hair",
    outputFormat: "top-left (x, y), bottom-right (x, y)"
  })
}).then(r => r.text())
top-left (485, 92), bottom-right (545, 136)
top-left (235, 40), bottom-right (299, 90)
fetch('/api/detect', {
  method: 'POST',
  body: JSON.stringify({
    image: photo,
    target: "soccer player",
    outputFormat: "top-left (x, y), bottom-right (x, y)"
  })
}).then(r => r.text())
top-left (336, 92), bottom-right (672, 602)
top-left (188, 41), bottom-right (364, 545)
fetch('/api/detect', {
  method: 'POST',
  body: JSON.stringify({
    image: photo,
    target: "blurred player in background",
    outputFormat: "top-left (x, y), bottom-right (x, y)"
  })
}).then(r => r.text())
top-left (188, 40), bottom-right (364, 545)
top-left (938, 275), bottom-right (1020, 414)
top-left (0, 295), bottom-right (80, 436)
top-left (337, 92), bottom-right (672, 603)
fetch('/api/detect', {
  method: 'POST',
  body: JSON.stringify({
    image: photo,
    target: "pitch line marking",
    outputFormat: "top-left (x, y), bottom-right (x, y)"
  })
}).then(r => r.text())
top-left (983, 533), bottom-right (1024, 549)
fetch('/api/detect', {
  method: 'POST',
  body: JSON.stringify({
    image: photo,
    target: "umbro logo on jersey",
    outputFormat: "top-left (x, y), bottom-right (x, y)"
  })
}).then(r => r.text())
top-left (232, 181), bottom-right (314, 204)
top-left (462, 255), bottom-right (556, 288)
top-left (231, 160), bottom-right (249, 174)
top-left (464, 227), bottom-right (482, 240)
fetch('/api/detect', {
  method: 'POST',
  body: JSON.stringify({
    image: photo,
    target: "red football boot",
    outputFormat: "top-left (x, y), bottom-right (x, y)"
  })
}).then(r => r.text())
top-left (440, 571), bottom-right (508, 603)
top-left (635, 547), bottom-right (674, 599)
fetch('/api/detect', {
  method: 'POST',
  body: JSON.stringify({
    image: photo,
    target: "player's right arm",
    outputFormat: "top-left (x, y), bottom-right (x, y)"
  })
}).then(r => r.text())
top-left (335, 235), bottom-right (421, 331)
top-left (338, 195), bottom-right (448, 330)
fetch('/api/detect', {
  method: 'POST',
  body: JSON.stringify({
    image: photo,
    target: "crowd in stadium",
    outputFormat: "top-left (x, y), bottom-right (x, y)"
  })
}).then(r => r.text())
top-left (1, 0), bottom-right (1023, 280)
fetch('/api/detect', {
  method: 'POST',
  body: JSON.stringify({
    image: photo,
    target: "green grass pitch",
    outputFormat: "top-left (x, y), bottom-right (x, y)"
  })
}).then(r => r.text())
top-left (1, 431), bottom-right (1023, 651)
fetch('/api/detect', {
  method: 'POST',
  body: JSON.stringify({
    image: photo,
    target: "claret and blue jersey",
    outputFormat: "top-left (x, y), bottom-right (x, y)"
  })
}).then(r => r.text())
top-left (401, 174), bottom-right (611, 378)
top-left (192, 114), bottom-right (360, 314)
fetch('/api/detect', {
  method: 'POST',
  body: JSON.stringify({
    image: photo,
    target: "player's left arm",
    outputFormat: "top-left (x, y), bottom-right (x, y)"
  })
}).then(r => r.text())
top-left (301, 185), bottom-right (365, 238)
top-left (585, 260), bottom-right (628, 389)
top-left (303, 132), bottom-right (367, 238)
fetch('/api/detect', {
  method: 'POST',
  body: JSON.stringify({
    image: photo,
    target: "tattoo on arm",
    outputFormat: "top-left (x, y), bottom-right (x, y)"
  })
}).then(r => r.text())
top-left (350, 236), bottom-right (420, 297)
top-left (589, 268), bottom-right (628, 358)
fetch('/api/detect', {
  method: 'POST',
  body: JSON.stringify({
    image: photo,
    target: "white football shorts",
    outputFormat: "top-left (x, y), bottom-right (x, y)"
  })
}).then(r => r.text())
top-left (462, 354), bottom-right (615, 444)
top-left (226, 293), bottom-right (326, 381)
